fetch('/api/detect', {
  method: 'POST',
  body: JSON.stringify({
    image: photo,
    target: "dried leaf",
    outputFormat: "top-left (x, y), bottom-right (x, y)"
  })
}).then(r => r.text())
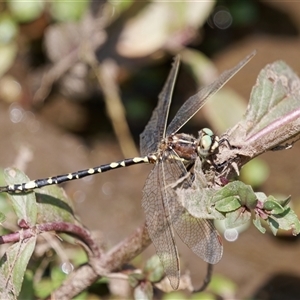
top-left (117, 2), bottom-right (215, 57)
top-left (176, 159), bottom-right (222, 220)
top-left (224, 60), bottom-right (300, 159)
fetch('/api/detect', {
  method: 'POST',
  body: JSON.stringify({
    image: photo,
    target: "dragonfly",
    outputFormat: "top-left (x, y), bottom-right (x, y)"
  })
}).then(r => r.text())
top-left (0, 51), bottom-right (255, 289)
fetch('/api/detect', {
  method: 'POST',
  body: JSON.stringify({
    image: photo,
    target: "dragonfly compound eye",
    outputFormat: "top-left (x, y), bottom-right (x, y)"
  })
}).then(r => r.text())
top-left (197, 128), bottom-right (220, 158)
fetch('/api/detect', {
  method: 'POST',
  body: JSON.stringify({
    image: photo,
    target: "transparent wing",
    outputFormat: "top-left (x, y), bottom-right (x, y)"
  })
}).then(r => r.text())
top-left (162, 158), bottom-right (223, 265)
top-left (142, 148), bottom-right (223, 288)
top-left (166, 51), bottom-right (256, 136)
top-left (172, 208), bottom-right (223, 264)
top-left (140, 56), bottom-right (180, 156)
top-left (142, 160), bottom-right (180, 290)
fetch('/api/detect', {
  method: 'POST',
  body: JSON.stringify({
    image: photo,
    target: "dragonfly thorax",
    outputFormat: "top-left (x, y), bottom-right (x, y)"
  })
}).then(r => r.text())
top-left (197, 128), bottom-right (220, 159)
top-left (167, 133), bottom-right (198, 162)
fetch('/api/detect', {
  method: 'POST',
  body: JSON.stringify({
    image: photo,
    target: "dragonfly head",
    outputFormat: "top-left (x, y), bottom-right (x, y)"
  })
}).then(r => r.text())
top-left (197, 128), bottom-right (220, 159)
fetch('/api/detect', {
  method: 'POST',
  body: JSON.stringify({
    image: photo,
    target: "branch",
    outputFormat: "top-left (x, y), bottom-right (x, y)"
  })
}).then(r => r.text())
top-left (52, 223), bottom-right (151, 299)
top-left (0, 221), bottom-right (101, 259)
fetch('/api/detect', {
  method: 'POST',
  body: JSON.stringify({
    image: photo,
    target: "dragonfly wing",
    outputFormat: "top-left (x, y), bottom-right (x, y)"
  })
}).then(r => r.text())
top-left (140, 56), bottom-right (180, 156)
top-left (142, 162), bottom-right (180, 290)
top-left (166, 51), bottom-right (256, 136)
top-left (162, 154), bottom-right (223, 264)
top-left (172, 208), bottom-right (223, 264)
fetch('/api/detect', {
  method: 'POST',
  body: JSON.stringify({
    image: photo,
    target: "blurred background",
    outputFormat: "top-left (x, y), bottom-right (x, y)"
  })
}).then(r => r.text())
top-left (0, 0), bottom-right (300, 298)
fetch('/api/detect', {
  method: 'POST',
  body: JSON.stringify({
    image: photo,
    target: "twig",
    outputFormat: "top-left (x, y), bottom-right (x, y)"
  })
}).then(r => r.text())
top-left (193, 263), bottom-right (213, 293)
top-left (0, 222), bottom-right (101, 259)
top-left (52, 223), bottom-right (151, 299)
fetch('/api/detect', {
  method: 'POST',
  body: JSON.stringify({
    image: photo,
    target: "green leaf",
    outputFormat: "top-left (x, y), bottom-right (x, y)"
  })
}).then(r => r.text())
top-left (128, 273), bottom-right (143, 288)
top-left (4, 168), bottom-right (37, 226)
top-left (267, 216), bottom-right (279, 235)
top-left (255, 192), bottom-right (268, 202)
top-left (240, 158), bottom-right (269, 187)
top-left (144, 255), bottom-right (164, 284)
top-left (263, 200), bottom-right (284, 214)
top-left (0, 43), bottom-right (18, 79)
top-left (253, 193), bottom-right (299, 235)
top-left (212, 181), bottom-right (257, 210)
top-left (73, 291), bottom-right (88, 300)
top-left (50, 1), bottom-right (89, 22)
top-left (268, 208), bottom-right (300, 236)
top-left (214, 196), bottom-right (240, 213)
top-left (34, 278), bottom-right (54, 299)
top-left (208, 274), bottom-right (237, 298)
top-left (7, 0), bottom-right (45, 23)
top-left (108, 0), bottom-right (133, 13)
top-left (256, 193), bottom-right (291, 211)
top-left (224, 209), bottom-right (251, 229)
top-left (0, 236), bottom-right (36, 298)
top-left (35, 264), bottom-right (69, 298)
top-left (253, 215), bottom-right (266, 234)
top-left (191, 292), bottom-right (216, 300)
top-left (35, 185), bottom-right (76, 224)
top-left (134, 281), bottom-right (153, 300)
top-left (0, 181), bottom-right (15, 221)
top-left (0, 14), bottom-right (18, 44)
top-left (0, 211), bottom-right (5, 223)
top-left (162, 291), bottom-right (188, 300)
top-left (19, 270), bottom-right (34, 300)
top-left (274, 195), bottom-right (291, 207)
top-left (51, 265), bottom-right (67, 287)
